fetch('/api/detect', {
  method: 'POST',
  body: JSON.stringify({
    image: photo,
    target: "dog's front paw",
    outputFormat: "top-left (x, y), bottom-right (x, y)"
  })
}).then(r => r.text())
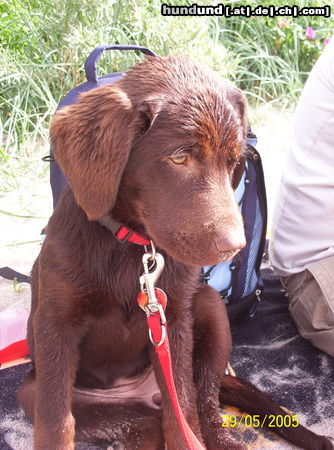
top-left (200, 416), bottom-right (246, 450)
top-left (34, 413), bottom-right (75, 450)
top-left (203, 428), bottom-right (246, 450)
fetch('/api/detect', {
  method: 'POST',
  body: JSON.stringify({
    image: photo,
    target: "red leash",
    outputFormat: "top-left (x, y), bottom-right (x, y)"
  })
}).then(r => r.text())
top-left (100, 221), bottom-right (204, 447)
top-left (137, 250), bottom-right (205, 450)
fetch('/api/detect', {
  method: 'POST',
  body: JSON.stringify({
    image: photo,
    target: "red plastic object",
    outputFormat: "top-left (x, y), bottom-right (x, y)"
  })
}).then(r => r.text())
top-left (0, 339), bottom-right (29, 364)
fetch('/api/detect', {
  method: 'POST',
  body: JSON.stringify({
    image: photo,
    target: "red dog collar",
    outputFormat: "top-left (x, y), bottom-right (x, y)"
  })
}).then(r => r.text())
top-left (97, 216), bottom-right (150, 246)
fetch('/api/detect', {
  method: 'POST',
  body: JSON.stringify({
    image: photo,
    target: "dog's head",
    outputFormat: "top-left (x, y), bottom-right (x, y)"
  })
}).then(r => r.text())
top-left (51, 56), bottom-right (247, 266)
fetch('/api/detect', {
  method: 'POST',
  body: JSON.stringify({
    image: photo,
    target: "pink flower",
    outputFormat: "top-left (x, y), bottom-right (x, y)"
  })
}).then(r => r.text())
top-left (278, 18), bottom-right (289, 28)
top-left (305, 27), bottom-right (316, 40)
top-left (324, 37), bottom-right (331, 45)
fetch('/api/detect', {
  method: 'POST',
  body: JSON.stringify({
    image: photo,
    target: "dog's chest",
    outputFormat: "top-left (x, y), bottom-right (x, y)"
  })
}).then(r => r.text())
top-left (85, 306), bottom-right (147, 351)
top-left (76, 302), bottom-right (151, 388)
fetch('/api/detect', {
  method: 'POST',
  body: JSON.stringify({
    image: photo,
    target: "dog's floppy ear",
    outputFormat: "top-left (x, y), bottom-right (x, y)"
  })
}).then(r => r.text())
top-left (51, 85), bottom-right (139, 220)
top-left (224, 83), bottom-right (248, 140)
top-left (224, 84), bottom-right (248, 190)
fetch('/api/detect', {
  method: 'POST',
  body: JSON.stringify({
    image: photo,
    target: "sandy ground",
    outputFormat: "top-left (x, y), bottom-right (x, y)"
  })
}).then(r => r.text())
top-left (0, 105), bottom-right (293, 315)
top-left (0, 179), bottom-right (52, 314)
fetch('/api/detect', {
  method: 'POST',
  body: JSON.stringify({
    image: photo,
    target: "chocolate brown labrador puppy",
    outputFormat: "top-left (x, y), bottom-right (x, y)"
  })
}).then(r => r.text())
top-left (17, 56), bottom-right (332, 450)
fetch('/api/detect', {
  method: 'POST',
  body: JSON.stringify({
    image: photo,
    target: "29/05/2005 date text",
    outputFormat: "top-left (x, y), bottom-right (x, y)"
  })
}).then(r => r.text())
top-left (221, 414), bottom-right (299, 428)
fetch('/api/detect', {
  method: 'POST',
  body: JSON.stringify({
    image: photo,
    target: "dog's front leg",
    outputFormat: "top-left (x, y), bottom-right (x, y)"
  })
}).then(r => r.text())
top-left (192, 284), bottom-right (246, 450)
top-left (32, 305), bottom-right (85, 450)
top-left (149, 306), bottom-right (204, 450)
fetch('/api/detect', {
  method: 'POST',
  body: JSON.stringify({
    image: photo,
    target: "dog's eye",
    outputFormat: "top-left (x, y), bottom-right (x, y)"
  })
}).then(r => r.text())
top-left (170, 155), bottom-right (188, 165)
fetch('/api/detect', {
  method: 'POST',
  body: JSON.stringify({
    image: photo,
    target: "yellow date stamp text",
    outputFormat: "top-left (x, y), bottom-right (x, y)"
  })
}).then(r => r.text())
top-left (221, 414), bottom-right (299, 428)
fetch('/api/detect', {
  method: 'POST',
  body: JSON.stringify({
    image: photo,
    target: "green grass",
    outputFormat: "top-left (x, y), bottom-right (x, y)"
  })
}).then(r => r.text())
top-left (0, 0), bottom-right (333, 180)
top-left (1, 0), bottom-right (232, 176)
top-left (217, 0), bottom-right (333, 104)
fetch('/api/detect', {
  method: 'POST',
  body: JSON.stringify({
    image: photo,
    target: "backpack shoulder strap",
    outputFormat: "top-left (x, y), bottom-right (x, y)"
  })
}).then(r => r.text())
top-left (0, 267), bottom-right (30, 284)
top-left (84, 44), bottom-right (157, 83)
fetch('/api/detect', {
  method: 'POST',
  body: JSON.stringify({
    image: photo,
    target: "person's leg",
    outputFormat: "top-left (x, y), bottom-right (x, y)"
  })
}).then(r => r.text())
top-left (280, 255), bottom-right (334, 357)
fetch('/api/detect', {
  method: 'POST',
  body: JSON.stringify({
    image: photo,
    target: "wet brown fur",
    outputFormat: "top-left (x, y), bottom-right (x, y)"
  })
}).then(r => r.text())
top-left (17, 56), bottom-right (333, 450)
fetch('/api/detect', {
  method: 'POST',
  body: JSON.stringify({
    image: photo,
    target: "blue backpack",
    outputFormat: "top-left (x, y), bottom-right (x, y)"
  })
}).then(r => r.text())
top-left (202, 138), bottom-right (267, 324)
top-left (1, 45), bottom-right (268, 324)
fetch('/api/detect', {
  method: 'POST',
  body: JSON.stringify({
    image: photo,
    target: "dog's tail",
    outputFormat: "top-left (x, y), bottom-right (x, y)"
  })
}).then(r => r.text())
top-left (219, 375), bottom-right (333, 450)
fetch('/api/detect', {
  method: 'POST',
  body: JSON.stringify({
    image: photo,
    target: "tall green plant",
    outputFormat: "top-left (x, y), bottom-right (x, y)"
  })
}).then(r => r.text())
top-left (1, 0), bottom-right (333, 162)
top-left (218, 0), bottom-right (333, 104)
top-left (1, 0), bottom-right (231, 158)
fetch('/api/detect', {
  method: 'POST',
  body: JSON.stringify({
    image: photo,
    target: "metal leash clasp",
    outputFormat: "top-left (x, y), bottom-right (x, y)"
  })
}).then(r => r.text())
top-left (140, 241), bottom-right (165, 307)
top-left (139, 240), bottom-right (166, 346)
